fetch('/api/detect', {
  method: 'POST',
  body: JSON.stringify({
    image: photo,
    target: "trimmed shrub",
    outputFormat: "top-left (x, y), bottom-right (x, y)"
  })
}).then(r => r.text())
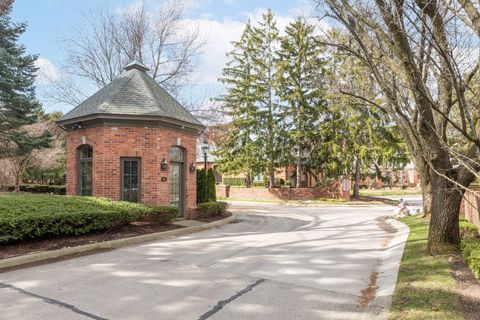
top-left (460, 219), bottom-right (479, 240)
top-left (146, 205), bottom-right (179, 224)
top-left (223, 177), bottom-right (245, 186)
top-left (196, 201), bottom-right (228, 219)
top-left (252, 181), bottom-right (265, 187)
top-left (1, 184), bottom-right (67, 195)
top-left (206, 168), bottom-right (217, 202)
top-left (461, 239), bottom-right (480, 279)
top-left (197, 169), bottom-right (207, 204)
top-left (0, 194), bottom-right (165, 241)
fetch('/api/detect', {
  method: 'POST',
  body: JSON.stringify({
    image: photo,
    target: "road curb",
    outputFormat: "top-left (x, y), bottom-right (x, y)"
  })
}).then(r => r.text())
top-left (226, 200), bottom-right (397, 207)
top-left (373, 218), bottom-right (410, 320)
top-left (0, 214), bottom-right (236, 271)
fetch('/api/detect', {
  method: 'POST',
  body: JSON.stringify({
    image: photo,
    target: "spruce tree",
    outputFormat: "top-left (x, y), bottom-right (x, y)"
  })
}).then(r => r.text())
top-left (325, 30), bottom-right (408, 198)
top-left (217, 22), bottom-right (263, 187)
top-left (277, 18), bottom-right (328, 187)
top-left (0, 3), bottom-right (51, 189)
top-left (250, 9), bottom-right (282, 188)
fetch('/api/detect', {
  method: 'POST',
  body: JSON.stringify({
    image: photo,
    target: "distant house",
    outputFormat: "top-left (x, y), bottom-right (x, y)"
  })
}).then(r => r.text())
top-left (57, 61), bottom-right (204, 217)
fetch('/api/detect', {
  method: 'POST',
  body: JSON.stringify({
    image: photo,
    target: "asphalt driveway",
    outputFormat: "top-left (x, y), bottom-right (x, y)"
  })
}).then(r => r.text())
top-left (0, 202), bottom-right (408, 320)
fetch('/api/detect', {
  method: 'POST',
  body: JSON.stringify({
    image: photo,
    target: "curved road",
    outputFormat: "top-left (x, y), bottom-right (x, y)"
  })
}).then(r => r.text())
top-left (0, 202), bottom-right (408, 320)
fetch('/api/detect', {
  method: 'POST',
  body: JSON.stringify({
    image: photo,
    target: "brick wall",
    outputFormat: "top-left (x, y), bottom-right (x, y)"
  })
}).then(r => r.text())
top-left (66, 125), bottom-right (198, 218)
top-left (216, 183), bottom-right (347, 201)
top-left (463, 185), bottom-right (480, 228)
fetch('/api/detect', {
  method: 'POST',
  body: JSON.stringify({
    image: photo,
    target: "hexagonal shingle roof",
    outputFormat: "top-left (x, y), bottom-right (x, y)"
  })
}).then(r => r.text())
top-left (57, 60), bottom-right (203, 129)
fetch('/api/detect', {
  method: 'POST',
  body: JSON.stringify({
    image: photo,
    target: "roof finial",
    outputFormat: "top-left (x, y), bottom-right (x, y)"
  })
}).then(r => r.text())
top-left (124, 60), bottom-right (150, 72)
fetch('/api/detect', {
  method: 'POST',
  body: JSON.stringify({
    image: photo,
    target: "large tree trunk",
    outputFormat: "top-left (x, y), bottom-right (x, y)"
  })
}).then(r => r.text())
top-left (421, 179), bottom-right (432, 217)
top-left (268, 168), bottom-right (275, 188)
top-left (14, 171), bottom-right (20, 192)
top-left (296, 147), bottom-right (302, 188)
top-left (427, 172), bottom-right (464, 255)
top-left (245, 171), bottom-right (252, 188)
top-left (415, 157), bottom-right (433, 216)
top-left (295, 147), bottom-right (302, 188)
top-left (352, 155), bottom-right (361, 199)
top-left (296, 164), bottom-right (302, 188)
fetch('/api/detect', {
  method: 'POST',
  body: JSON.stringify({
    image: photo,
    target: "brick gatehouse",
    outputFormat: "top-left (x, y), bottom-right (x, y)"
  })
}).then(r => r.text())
top-left (57, 61), bottom-right (204, 218)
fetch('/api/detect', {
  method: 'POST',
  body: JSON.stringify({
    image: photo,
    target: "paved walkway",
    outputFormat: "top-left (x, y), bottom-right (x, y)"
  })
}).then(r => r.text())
top-left (0, 202), bottom-right (408, 320)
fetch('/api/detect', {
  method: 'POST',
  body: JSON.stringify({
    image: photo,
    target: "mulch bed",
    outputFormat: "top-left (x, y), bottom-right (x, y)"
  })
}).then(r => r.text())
top-left (451, 256), bottom-right (480, 320)
top-left (195, 212), bottom-right (232, 223)
top-left (0, 222), bottom-right (182, 260)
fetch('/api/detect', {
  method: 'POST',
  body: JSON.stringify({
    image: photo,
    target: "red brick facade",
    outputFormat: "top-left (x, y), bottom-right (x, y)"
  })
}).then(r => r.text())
top-left (462, 185), bottom-right (480, 228)
top-left (66, 125), bottom-right (198, 218)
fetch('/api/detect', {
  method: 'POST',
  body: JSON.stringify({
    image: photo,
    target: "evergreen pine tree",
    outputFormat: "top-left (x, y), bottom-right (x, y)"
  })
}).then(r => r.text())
top-left (196, 169), bottom-right (207, 204)
top-left (217, 22), bottom-right (263, 187)
top-left (325, 30), bottom-right (408, 198)
top-left (206, 168), bottom-right (216, 202)
top-left (250, 9), bottom-right (282, 187)
top-left (0, 3), bottom-right (51, 189)
top-left (277, 18), bottom-right (328, 187)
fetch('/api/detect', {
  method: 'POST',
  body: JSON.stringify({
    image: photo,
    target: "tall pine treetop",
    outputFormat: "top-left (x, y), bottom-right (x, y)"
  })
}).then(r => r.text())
top-left (0, 2), bottom-right (49, 156)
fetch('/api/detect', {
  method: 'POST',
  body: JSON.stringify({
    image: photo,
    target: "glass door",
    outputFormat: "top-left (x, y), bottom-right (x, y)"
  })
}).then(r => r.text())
top-left (78, 145), bottom-right (93, 196)
top-left (80, 161), bottom-right (92, 196)
top-left (170, 163), bottom-right (181, 210)
top-left (169, 147), bottom-right (184, 217)
top-left (121, 158), bottom-right (140, 202)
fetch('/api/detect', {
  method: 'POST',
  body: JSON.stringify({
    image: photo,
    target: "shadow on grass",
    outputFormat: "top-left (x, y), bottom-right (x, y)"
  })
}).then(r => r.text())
top-left (390, 216), bottom-right (463, 320)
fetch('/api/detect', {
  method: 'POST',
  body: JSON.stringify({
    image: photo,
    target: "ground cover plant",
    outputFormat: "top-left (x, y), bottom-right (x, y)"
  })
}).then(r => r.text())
top-left (459, 220), bottom-right (480, 280)
top-left (196, 201), bottom-right (228, 219)
top-left (0, 194), bottom-right (178, 241)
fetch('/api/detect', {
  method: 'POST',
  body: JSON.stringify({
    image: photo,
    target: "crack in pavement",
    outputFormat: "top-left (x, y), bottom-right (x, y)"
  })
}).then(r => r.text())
top-left (197, 278), bottom-right (266, 320)
top-left (0, 282), bottom-right (108, 320)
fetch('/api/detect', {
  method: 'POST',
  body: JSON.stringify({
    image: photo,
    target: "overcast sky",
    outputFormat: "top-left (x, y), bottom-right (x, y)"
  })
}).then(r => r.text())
top-left (11, 0), bottom-right (322, 113)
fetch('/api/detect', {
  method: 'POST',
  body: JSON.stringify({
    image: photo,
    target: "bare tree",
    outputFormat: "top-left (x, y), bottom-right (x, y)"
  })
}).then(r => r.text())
top-left (316, 0), bottom-right (480, 254)
top-left (0, 0), bottom-right (12, 13)
top-left (57, 0), bottom-right (203, 101)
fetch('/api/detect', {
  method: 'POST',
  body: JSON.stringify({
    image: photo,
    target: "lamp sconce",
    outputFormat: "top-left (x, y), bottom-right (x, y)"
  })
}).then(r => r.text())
top-left (161, 159), bottom-right (168, 171)
top-left (72, 122), bottom-right (82, 130)
top-left (189, 162), bottom-right (196, 173)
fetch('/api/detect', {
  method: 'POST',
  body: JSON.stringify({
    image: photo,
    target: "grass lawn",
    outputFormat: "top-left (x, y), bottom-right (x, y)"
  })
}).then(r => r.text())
top-left (0, 194), bottom-right (176, 241)
top-left (359, 189), bottom-right (422, 196)
top-left (390, 216), bottom-right (462, 320)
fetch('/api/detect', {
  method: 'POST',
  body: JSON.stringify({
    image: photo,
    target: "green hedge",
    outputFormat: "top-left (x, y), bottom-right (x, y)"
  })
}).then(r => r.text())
top-left (21, 184), bottom-right (66, 195)
top-left (196, 201), bottom-right (228, 219)
top-left (460, 219), bottom-right (479, 240)
top-left (461, 239), bottom-right (480, 279)
top-left (2, 185), bottom-right (66, 195)
top-left (0, 194), bottom-right (177, 241)
top-left (146, 205), bottom-right (179, 223)
top-left (252, 181), bottom-right (265, 187)
top-left (206, 168), bottom-right (217, 202)
top-left (223, 177), bottom-right (245, 186)
top-left (197, 169), bottom-right (207, 204)
top-left (197, 168), bottom-right (216, 203)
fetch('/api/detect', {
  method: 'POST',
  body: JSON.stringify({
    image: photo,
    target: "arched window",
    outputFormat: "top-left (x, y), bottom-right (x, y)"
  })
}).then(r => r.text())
top-left (169, 147), bottom-right (184, 162)
top-left (78, 145), bottom-right (93, 196)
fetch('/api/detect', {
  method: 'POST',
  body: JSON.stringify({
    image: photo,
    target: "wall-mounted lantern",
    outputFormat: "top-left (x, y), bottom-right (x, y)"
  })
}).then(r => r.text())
top-left (189, 162), bottom-right (196, 173)
top-left (161, 159), bottom-right (168, 171)
top-left (72, 122), bottom-right (82, 130)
